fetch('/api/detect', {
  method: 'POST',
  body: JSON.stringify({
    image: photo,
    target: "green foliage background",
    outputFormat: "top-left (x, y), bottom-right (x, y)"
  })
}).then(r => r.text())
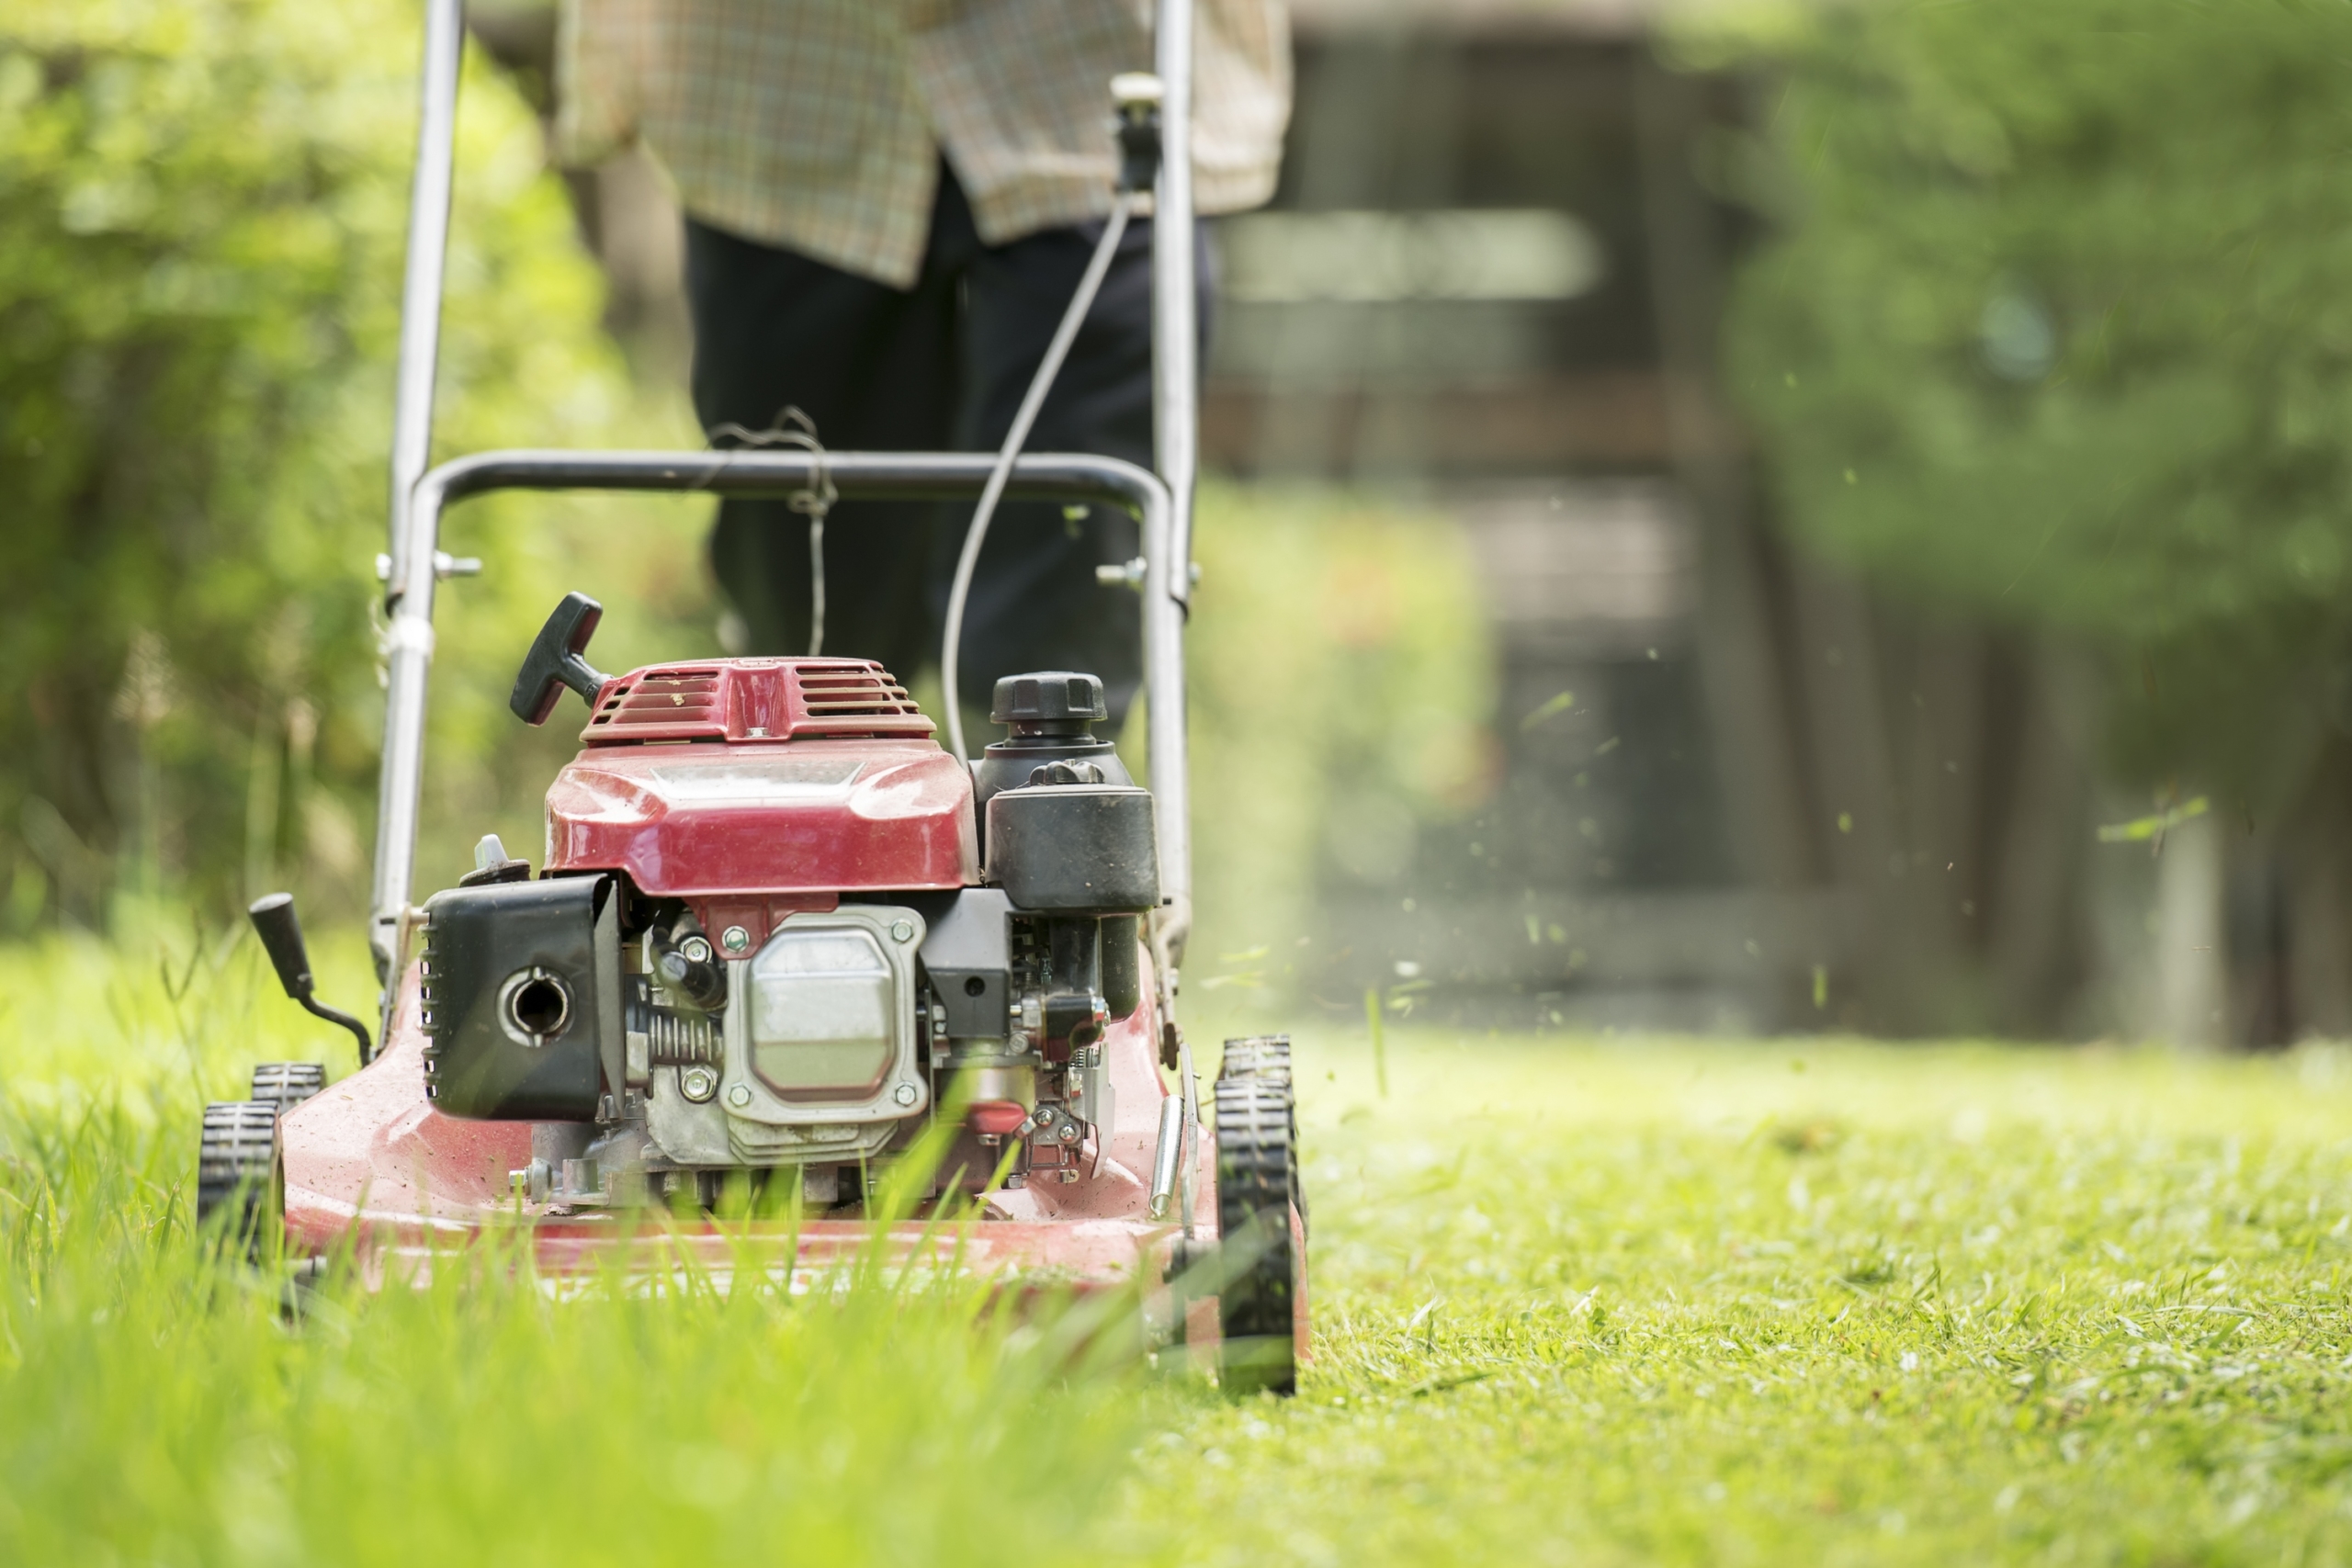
top-left (1713, 0), bottom-right (2352, 800)
top-left (0, 0), bottom-right (1494, 969)
top-left (0, 0), bottom-right (633, 925)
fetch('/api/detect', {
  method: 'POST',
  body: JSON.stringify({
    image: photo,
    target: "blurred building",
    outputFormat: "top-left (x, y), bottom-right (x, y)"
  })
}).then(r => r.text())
top-left (1214, 2), bottom-right (2197, 1044)
top-left (1213, 0), bottom-right (1856, 1031)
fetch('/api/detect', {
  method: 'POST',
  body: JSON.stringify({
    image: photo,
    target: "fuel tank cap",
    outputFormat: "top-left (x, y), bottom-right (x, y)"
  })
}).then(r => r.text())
top-left (989, 671), bottom-right (1106, 728)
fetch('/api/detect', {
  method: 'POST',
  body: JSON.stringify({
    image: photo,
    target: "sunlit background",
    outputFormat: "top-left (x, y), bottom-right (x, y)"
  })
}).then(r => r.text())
top-left (8, 0), bottom-right (2351, 1049)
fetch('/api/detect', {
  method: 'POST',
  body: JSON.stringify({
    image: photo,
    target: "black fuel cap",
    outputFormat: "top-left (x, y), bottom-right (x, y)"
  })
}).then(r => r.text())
top-left (990, 671), bottom-right (1107, 727)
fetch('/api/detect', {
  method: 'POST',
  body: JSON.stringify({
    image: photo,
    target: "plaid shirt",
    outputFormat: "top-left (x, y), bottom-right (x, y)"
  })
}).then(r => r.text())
top-left (557, 0), bottom-right (1292, 288)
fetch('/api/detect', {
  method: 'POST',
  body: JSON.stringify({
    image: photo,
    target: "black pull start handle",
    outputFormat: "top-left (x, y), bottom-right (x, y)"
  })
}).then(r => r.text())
top-left (511, 592), bottom-right (611, 725)
top-left (248, 893), bottom-right (376, 1066)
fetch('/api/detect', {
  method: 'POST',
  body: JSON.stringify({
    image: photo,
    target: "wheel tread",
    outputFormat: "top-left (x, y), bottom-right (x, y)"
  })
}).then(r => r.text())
top-left (1218, 1034), bottom-right (1292, 1083)
top-left (197, 1100), bottom-right (281, 1259)
top-left (249, 1062), bottom-right (326, 1115)
top-left (1215, 1073), bottom-right (1301, 1396)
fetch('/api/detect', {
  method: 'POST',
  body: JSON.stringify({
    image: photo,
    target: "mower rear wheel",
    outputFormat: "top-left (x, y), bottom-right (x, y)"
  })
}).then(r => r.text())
top-left (1218, 1034), bottom-right (1291, 1082)
top-left (197, 1100), bottom-right (281, 1262)
top-left (249, 1062), bottom-right (326, 1116)
top-left (1214, 1072), bottom-right (1303, 1397)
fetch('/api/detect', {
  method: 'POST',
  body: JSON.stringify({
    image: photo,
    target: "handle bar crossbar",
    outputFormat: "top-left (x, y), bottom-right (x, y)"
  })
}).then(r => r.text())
top-left (371, 449), bottom-right (1193, 992)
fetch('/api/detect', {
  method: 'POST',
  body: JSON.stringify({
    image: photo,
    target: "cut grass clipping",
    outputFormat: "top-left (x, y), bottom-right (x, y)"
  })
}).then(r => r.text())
top-left (7, 928), bottom-right (2352, 1562)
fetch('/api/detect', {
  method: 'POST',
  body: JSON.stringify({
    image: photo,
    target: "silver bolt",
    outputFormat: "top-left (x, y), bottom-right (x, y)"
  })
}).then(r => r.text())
top-left (681, 935), bottom-right (713, 964)
top-left (1059, 1122), bottom-right (1080, 1142)
top-left (721, 926), bottom-right (752, 955)
top-left (890, 919), bottom-right (915, 943)
top-left (726, 1083), bottom-right (752, 1109)
top-left (892, 1082), bottom-right (919, 1107)
top-left (681, 1066), bottom-right (718, 1102)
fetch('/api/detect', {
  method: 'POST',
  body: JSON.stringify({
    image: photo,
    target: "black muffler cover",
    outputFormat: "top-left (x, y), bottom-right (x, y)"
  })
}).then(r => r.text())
top-left (419, 875), bottom-right (619, 1122)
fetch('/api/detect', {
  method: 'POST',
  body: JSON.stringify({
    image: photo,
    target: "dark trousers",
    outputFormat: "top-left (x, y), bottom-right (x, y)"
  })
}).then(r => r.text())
top-left (685, 166), bottom-right (1204, 726)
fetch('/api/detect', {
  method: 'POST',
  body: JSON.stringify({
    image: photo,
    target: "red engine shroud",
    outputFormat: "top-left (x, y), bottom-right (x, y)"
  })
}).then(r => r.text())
top-left (542, 658), bottom-right (978, 902)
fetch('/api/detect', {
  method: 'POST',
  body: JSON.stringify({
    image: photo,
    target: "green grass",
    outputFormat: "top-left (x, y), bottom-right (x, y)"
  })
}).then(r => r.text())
top-left (1151, 1038), bottom-right (2352, 1565)
top-left (8, 929), bottom-right (2352, 1563)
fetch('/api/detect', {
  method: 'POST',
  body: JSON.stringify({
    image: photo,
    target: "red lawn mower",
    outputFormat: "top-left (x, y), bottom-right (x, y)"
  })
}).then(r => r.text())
top-left (194, 0), bottom-right (1306, 1394)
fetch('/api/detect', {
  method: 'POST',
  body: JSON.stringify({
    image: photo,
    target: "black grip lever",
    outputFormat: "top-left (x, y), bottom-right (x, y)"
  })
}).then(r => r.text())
top-left (248, 893), bottom-right (376, 1066)
top-left (510, 592), bottom-right (610, 725)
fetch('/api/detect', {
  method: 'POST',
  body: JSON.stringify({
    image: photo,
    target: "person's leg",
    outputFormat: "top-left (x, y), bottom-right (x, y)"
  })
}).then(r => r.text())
top-left (685, 216), bottom-right (956, 674)
top-left (938, 211), bottom-right (1213, 725)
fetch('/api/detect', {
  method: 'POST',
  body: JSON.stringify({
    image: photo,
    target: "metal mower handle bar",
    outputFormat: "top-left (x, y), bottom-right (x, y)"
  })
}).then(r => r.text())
top-left (374, 0), bottom-right (1200, 1052)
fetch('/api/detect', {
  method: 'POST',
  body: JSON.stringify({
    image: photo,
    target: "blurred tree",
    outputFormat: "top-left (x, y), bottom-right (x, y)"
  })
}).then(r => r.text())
top-left (1694, 0), bottom-right (2352, 1041)
top-left (0, 0), bottom-right (624, 927)
top-left (1721, 0), bottom-right (2352, 808)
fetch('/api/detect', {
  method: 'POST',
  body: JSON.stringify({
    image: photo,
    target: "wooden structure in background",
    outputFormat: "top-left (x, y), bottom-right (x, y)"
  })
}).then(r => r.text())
top-left (1250, 2), bottom-right (2132, 1039)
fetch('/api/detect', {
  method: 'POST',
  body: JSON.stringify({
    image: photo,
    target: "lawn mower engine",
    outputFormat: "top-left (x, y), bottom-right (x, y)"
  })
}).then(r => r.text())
top-left (418, 595), bottom-right (1163, 1213)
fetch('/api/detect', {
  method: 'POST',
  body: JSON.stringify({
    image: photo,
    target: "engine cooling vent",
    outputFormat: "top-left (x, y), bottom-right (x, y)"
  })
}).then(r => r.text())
top-left (583, 669), bottom-right (728, 742)
top-left (579, 660), bottom-right (935, 744)
top-left (794, 665), bottom-right (923, 720)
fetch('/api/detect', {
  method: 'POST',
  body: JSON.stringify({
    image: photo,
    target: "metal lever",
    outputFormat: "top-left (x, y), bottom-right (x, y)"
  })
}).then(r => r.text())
top-left (248, 893), bottom-right (376, 1066)
top-left (509, 592), bottom-right (610, 726)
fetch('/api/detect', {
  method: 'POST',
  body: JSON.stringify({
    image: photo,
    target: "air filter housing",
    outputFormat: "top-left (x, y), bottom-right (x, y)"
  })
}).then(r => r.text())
top-left (986, 782), bottom-right (1159, 912)
top-left (419, 875), bottom-right (619, 1122)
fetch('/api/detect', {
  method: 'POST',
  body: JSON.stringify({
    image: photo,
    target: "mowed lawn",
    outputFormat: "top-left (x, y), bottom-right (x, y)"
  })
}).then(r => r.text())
top-left (1152, 1032), bottom-right (2352, 1566)
top-left (6, 931), bottom-right (2352, 1564)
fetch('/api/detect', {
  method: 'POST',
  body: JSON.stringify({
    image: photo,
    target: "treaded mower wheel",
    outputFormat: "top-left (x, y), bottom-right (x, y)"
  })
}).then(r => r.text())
top-left (248, 1062), bottom-right (326, 1116)
top-left (1214, 1071), bottom-right (1303, 1397)
top-left (1219, 1035), bottom-right (1305, 1237)
top-left (1219, 1033), bottom-right (1291, 1082)
top-left (197, 1100), bottom-right (281, 1262)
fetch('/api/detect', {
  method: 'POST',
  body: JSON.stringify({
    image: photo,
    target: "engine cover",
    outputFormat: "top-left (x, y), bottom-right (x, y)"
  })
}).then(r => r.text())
top-left (543, 739), bottom-right (976, 897)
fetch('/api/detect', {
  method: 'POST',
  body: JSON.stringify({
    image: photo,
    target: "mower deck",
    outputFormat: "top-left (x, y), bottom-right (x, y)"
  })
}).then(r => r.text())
top-left (279, 960), bottom-right (1218, 1297)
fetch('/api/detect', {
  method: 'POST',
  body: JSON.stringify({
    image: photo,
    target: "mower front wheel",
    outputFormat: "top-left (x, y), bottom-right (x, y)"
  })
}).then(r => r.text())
top-left (197, 1100), bottom-right (282, 1262)
top-left (1214, 1072), bottom-right (1304, 1397)
top-left (1220, 1034), bottom-right (1306, 1238)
